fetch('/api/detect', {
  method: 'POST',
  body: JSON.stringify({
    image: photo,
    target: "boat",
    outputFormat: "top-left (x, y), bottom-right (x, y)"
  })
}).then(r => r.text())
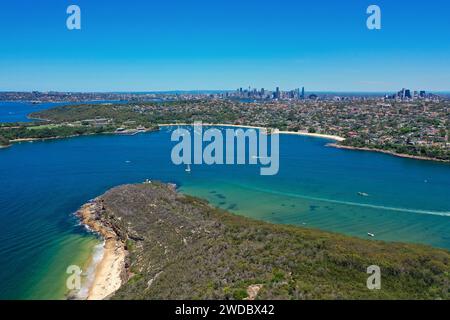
top-left (115, 128), bottom-right (139, 135)
top-left (185, 164), bottom-right (191, 173)
top-left (368, 233), bottom-right (375, 237)
top-left (358, 192), bottom-right (369, 197)
top-left (251, 155), bottom-right (269, 160)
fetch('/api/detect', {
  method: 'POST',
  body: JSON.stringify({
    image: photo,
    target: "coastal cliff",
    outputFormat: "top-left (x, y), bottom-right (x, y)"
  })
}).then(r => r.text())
top-left (76, 201), bottom-right (128, 300)
top-left (77, 183), bottom-right (450, 300)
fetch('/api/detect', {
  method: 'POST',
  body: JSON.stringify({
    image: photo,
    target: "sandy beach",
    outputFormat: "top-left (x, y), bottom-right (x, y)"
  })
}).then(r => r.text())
top-left (276, 130), bottom-right (345, 141)
top-left (158, 123), bottom-right (346, 141)
top-left (77, 203), bottom-right (126, 300)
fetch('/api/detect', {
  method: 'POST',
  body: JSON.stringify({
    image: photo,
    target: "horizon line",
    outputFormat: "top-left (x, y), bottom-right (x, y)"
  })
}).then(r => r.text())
top-left (1, 89), bottom-right (450, 94)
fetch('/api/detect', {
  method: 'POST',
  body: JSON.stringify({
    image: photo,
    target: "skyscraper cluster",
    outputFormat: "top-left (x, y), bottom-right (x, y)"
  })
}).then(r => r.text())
top-left (230, 86), bottom-right (306, 101)
top-left (388, 88), bottom-right (429, 101)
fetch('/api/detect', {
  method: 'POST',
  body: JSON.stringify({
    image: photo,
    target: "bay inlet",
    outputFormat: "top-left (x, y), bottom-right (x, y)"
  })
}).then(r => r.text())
top-left (0, 126), bottom-right (449, 299)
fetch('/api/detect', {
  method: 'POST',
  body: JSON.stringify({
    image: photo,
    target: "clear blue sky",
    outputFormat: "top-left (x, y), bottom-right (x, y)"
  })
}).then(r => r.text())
top-left (0, 0), bottom-right (449, 92)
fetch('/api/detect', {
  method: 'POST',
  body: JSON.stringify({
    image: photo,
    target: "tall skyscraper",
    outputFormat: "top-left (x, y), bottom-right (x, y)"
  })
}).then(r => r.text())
top-left (275, 87), bottom-right (280, 99)
top-left (301, 87), bottom-right (305, 99)
top-left (405, 89), bottom-right (412, 99)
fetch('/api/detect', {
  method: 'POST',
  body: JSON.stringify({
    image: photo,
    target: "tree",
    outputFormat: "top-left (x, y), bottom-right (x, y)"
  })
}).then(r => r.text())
top-left (0, 135), bottom-right (10, 146)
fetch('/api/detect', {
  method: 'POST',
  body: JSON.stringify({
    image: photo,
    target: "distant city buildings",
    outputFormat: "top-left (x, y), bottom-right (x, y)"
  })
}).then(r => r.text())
top-left (387, 88), bottom-right (434, 101)
top-left (0, 87), bottom-right (443, 104)
top-left (229, 86), bottom-right (307, 101)
top-left (226, 86), bottom-right (438, 102)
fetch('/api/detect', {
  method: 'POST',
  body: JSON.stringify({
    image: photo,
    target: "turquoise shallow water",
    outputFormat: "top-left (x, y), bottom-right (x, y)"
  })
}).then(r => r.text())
top-left (0, 126), bottom-right (449, 299)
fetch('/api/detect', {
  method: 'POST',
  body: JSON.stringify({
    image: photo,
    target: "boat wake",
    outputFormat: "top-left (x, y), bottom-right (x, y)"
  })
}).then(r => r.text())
top-left (234, 184), bottom-right (450, 217)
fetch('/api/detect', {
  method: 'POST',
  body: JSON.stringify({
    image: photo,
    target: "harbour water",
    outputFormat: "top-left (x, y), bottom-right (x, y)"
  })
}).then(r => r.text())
top-left (0, 126), bottom-right (449, 299)
top-left (0, 101), bottom-right (130, 123)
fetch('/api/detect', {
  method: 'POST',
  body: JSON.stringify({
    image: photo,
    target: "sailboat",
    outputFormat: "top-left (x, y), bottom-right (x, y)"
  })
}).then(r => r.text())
top-left (185, 164), bottom-right (191, 173)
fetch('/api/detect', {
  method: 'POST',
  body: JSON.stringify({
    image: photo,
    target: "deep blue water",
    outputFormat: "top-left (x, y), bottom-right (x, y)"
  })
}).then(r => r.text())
top-left (0, 102), bottom-right (60, 123)
top-left (0, 101), bottom-right (130, 123)
top-left (0, 127), bottom-right (449, 299)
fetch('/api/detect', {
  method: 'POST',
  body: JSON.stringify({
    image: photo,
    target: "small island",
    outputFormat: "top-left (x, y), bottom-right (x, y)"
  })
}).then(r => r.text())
top-left (75, 182), bottom-right (450, 300)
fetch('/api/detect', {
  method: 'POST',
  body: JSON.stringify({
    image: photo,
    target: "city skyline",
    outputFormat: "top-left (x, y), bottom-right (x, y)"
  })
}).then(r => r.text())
top-left (1, 86), bottom-right (446, 95)
top-left (1, 0), bottom-right (450, 91)
top-left (1, 0), bottom-right (450, 306)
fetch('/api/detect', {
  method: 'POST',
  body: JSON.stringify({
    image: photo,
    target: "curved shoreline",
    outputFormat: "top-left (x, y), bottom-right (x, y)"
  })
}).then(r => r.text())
top-left (328, 143), bottom-right (450, 163)
top-left (158, 123), bottom-right (346, 141)
top-left (5, 127), bottom-right (157, 145)
top-left (76, 201), bottom-right (127, 300)
top-left (74, 183), bottom-right (450, 300)
top-left (2, 123), bottom-right (345, 150)
top-left (3, 122), bottom-right (447, 163)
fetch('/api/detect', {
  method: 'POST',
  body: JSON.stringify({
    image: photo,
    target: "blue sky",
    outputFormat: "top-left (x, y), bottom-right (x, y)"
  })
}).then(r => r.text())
top-left (0, 0), bottom-right (449, 92)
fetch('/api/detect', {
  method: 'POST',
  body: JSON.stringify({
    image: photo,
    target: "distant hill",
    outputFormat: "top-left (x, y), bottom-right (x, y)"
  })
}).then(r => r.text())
top-left (87, 183), bottom-right (450, 300)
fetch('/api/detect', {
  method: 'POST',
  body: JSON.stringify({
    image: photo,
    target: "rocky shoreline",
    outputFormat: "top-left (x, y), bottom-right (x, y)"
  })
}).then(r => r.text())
top-left (328, 143), bottom-right (450, 163)
top-left (72, 183), bottom-right (450, 300)
top-left (1, 127), bottom-right (158, 148)
top-left (76, 200), bottom-right (128, 300)
top-left (3, 121), bottom-right (446, 164)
